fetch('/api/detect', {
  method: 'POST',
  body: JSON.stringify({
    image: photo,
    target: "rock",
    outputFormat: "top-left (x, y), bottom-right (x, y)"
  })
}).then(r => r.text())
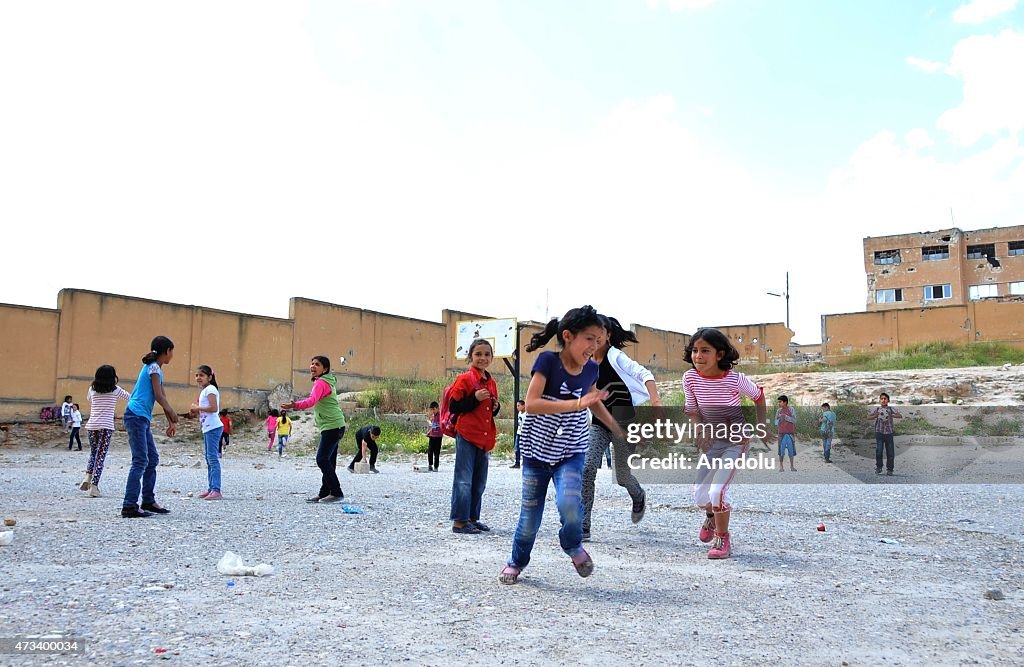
top-left (983, 588), bottom-right (1005, 600)
top-left (3, 518), bottom-right (15, 526)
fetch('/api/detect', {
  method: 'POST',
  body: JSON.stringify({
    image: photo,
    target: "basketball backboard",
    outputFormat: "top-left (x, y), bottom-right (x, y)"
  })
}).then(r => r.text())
top-left (454, 318), bottom-right (517, 360)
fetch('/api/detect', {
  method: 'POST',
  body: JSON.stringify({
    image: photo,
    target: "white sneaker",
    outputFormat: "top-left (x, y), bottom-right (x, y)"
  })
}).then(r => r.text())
top-left (88, 484), bottom-right (101, 498)
top-left (79, 474), bottom-right (91, 491)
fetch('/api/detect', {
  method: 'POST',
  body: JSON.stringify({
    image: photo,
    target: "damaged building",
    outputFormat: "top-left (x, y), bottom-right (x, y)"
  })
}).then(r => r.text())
top-left (864, 226), bottom-right (1024, 309)
top-left (822, 225), bottom-right (1024, 361)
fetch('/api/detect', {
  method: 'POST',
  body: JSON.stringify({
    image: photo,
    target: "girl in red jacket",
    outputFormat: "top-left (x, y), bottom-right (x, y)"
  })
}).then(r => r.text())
top-left (449, 339), bottom-right (500, 534)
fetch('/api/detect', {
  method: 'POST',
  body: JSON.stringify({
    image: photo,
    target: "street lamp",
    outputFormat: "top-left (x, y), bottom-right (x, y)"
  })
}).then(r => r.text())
top-left (766, 271), bottom-right (790, 331)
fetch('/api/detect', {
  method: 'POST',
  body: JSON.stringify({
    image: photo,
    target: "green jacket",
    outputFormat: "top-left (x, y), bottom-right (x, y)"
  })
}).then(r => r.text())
top-left (312, 373), bottom-right (347, 432)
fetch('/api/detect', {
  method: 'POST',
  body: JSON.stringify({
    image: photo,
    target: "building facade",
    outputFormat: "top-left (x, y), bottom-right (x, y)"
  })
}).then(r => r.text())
top-left (864, 226), bottom-right (1024, 310)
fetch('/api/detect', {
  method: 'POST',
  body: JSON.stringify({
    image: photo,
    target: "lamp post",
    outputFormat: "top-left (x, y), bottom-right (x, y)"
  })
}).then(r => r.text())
top-left (766, 271), bottom-right (790, 331)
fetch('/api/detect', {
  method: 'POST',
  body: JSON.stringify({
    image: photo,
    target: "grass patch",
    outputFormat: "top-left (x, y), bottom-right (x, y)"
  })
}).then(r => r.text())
top-left (742, 341), bottom-right (1024, 375)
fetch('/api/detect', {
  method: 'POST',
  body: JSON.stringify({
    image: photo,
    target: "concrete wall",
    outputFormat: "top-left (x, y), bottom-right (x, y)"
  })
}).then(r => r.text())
top-left (0, 288), bottom-right (798, 421)
top-left (0, 303), bottom-right (60, 417)
top-left (822, 298), bottom-right (1024, 361)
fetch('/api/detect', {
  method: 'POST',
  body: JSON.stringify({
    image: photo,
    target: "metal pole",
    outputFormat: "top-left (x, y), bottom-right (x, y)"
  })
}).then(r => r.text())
top-left (785, 271), bottom-right (790, 330)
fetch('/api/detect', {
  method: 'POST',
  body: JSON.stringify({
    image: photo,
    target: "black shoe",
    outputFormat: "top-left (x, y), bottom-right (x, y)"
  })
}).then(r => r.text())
top-left (452, 523), bottom-right (481, 534)
top-left (121, 506), bottom-right (153, 518)
top-left (347, 467), bottom-right (355, 473)
top-left (510, 464), bottom-right (520, 469)
top-left (76, 448), bottom-right (82, 451)
top-left (140, 502), bottom-right (170, 514)
top-left (875, 468), bottom-right (883, 475)
top-left (370, 467), bottom-right (379, 474)
top-left (472, 521), bottom-right (491, 532)
top-left (886, 470), bottom-right (894, 476)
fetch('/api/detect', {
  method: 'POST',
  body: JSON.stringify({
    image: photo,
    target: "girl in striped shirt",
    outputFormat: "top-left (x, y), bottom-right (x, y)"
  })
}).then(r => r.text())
top-left (500, 306), bottom-right (623, 585)
top-left (683, 328), bottom-right (773, 560)
top-left (80, 365), bottom-right (131, 497)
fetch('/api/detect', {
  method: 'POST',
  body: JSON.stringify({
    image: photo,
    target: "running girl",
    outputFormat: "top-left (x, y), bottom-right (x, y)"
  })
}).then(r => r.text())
top-left (81, 365), bottom-right (131, 497)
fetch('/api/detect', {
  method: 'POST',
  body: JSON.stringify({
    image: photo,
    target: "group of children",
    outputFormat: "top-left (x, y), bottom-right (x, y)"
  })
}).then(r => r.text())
top-left (63, 318), bottom-right (906, 588)
top-left (264, 409), bottom-right (292, 457)
top-left (773, 393), bottom-right (901, 476)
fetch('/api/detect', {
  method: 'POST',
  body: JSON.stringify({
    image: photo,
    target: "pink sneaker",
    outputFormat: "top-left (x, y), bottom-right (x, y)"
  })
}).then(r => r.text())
top-left (204, 491), bottom-right (223, 500)
top-left (198, 490), bottom-right (212, 499)
top-left (708, 532), bottom-right (732, 559)
top-left (699, 514), bottom-right (715, 543)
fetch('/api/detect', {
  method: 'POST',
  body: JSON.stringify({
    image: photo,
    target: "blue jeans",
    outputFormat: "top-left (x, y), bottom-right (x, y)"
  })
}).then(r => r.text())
top-left (122, 409), bottom-right (159, 509)
top-left (277, 434), bottom-right (289, 455)
top-left (204, 427), bottom-right (223, 492)
top-left (822, 435), bottom-right (833, 460)
top-left (449, 435), bottom-right (489, 522)
top-left (508, 453), bottom-right (586, 569)
top-left (778, 433), bottom-right (796, 457)
top-left (875, 432), bottom-right (895, 472)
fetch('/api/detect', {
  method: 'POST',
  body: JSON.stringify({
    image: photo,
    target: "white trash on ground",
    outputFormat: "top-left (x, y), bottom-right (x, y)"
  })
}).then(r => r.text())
top-left (0, 531), bottom-right (13, 546)
top-left (217, 551), bottom-right (274, 576)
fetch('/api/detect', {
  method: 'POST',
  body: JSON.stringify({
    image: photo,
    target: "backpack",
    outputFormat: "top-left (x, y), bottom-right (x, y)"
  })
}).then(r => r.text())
top-left (439, 382), bottom-right (460, 438)
top-left (439, 373), bottom-right (485, 438)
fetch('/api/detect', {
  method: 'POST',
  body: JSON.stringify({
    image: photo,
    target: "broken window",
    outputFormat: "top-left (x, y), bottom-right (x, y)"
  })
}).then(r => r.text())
top-left (968, 284), bottom-right (999, 300)
top-left (874, 249), bottom-right (901, 265)
top-left (875, 288), bottom-right (903, 304)
top-left (1010, 281), bottom-right (1024, 296)
top-left (924, 284), bottom-right (951, 300)
top-left (1009, 241), bottom-right (1024, 256)
top-left (966, 243), bottom-right (996, 260)
top-left (922, 245), bottom-right (949, 261)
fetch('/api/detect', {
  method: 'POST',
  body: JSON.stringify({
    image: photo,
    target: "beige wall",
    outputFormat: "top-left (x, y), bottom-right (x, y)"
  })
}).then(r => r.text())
top-left (0, 289), bottom-right (798, 420)
top-left (822, 298), bottom-right (1024, 361)
top-left (0, 303), bottom-right (60, 417)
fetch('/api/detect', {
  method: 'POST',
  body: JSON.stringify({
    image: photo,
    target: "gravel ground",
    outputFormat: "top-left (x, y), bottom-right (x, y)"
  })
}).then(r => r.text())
top-left (1, 436), bottom-right (1023, 667)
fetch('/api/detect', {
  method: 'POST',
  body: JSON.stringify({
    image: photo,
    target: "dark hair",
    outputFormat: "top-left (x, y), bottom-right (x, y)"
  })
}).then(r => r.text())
top-left (778, 395), bottom-right (789, 403)
top-left (219, 409), bottom-right (228, 416)
top-left (196, 364), bottom-right (219, 389)
top-left (516, 399), bottom-right (526, 406)
top-left (91, 365), bottom-right (119, 394)
top-left (599, 315), bottom-right (639, 349)
top-left (269, 408), bottom-right (280, 418)
top-left (466, 339), bottom-right (493, 360)
top-left (526, 305), bottom-right (604, 352)
top-left (142, 336), bottom-right (174, 365)
top-left (429, 401), bottom-right (439, 409)
top-left (822, 402), bottom-right (830, 409)
top-left (683, 328), bottom-right (740, 371)
top-left (279, 410), bottom-right (289, 425)
top-left (73, 403), bottom-right (80, 410)
top-left (370, 426), bottom-right (381, 436)
top-left (64, 395), bottom-right (72, 402)
top-left (312, 355), bottom-right (331, 372)
top-left (880, 392), bottom-right (890, 401)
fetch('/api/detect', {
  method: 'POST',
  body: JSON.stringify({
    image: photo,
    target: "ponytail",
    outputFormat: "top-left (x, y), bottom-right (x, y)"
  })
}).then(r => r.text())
top-left (525, 305), bottom-right (603, 352)
top-left (600, 315), bottom-right (639, 349)
top-left (526, 318), bottom-right (560, 352)
top-left (142, 335), bottom-right (174, 364)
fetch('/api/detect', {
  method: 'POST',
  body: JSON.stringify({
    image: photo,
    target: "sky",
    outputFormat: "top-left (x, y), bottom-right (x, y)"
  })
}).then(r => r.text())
top-left (1, 0), bottom-right (1022, 344)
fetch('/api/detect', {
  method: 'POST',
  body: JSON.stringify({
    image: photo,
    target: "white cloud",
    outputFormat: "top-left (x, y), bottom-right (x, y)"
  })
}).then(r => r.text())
top-left (647, 0), bottom-right (719, 11)
top-left (936, 29), bottom-right (1024, 145)
top-left (952, 0), bottom-right (1018, 24)
top-left (905, 128), bottom-right (935, 149)
top-left (905, 55), bottom-right (947, 73)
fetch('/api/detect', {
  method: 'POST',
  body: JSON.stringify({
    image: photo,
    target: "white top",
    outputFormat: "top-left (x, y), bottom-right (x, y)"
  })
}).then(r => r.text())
top-left (71, 409), bottom-right (83, 428)
top-left (198, 385), bottom-right (222, 433)
top-left (86, 386), bottom-right (131, 431)
top-left (606, 346), bottom-right (655, 406)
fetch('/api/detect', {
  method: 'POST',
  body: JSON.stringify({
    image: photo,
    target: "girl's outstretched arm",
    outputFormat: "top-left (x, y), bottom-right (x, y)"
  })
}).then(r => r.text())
top-left (755, 394), bottom-right (775, 445)
top-left (152, 373), bottom-right (178, 437)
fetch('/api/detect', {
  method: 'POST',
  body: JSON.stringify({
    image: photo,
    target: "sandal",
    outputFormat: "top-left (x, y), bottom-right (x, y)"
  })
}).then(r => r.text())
top-left (499, 565), bottom-right (521, 585)
top-left (572, 549), bottom-right (594, 578)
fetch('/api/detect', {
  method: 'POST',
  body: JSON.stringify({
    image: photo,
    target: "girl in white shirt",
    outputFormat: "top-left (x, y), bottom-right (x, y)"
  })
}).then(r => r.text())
top-left (190, 365), bottom-right (224, 500)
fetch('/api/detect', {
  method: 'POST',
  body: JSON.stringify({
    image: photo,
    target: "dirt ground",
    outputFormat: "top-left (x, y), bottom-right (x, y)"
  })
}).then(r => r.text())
top-left (1, 417), bottom-right (1023, 666)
